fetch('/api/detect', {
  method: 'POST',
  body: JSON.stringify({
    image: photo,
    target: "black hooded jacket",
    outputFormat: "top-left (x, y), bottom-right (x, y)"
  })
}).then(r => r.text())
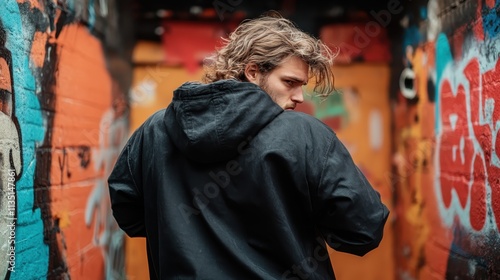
top-left (108, 80), bottom-right (389, 280)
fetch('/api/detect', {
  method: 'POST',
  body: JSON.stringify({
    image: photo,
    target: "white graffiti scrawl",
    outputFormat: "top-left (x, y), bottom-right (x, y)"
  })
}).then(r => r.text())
top-left (85, 108), bottom-right (128, 279)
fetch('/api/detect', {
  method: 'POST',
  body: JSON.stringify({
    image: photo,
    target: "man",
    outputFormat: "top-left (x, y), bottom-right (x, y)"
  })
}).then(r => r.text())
top-left (108, 12), bottom-right (389, 279)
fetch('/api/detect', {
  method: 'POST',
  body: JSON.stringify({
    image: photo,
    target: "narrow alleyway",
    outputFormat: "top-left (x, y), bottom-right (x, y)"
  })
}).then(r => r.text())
top-left (0, 1), bottom-right (499, 279)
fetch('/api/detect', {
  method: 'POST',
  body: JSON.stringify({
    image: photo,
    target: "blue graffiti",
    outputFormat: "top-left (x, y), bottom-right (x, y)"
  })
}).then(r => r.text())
top-left (482, 1), bottom-right (500, 39)
top-left (401, 5), bottom-right (429, 67)
top-left (419, 6), bottom-right (427, 20)
top-left (0, 2), bottom-right (48, 279)
top-left (402, 25), bottom-right (422, 62)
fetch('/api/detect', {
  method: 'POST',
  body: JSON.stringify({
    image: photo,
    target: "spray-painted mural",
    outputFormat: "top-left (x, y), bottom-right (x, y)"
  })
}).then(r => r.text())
top-left (0, 1), bottom-right (131, 279)
top-left (393, 0), bottom-right (500, 279)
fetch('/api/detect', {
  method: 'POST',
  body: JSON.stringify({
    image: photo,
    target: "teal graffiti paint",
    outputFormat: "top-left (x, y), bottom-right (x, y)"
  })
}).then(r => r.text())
top-left (88, 0), bottom-right (96, 31)
top-left (67, 0), bottom-right (75, 12)
top-left (435, 34), bottom-right (453, 131)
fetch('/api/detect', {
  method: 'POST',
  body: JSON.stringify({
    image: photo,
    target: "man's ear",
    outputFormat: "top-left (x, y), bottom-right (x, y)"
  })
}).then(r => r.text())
top-left (244, 63), bottom-right (259, 83)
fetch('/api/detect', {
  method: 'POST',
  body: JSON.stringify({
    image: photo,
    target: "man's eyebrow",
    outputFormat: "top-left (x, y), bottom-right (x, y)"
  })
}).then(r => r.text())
top-left (282, 75), bottom-right (308, 85)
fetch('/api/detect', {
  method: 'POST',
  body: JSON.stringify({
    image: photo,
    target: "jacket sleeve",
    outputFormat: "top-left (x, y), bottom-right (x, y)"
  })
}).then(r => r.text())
top-left (108, 128), bottom-right (146, 237)
top-left (313, 134), bottom-right (389, 256)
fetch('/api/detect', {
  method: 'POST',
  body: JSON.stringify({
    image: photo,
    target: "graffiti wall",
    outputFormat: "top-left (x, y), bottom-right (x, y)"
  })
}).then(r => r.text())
top-left (393, 0), bottom-right (500, 279)
top-left (0, 1), bottom-right (132, 279)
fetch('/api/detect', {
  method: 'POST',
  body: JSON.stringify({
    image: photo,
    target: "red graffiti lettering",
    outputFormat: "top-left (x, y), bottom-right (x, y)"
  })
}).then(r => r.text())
top-left (438, 80), bottom-right (477, 209)
top-left (438, 57), bottom-right (500, 231)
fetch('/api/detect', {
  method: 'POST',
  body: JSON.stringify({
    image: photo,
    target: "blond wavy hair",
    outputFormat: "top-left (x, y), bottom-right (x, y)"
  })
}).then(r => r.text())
top-left (203, 12), bottom-right (337, 96)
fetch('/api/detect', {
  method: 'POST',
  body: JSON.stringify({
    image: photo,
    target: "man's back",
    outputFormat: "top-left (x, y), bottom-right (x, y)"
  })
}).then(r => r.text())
top-left (108, 80), bottom-right (389, 279)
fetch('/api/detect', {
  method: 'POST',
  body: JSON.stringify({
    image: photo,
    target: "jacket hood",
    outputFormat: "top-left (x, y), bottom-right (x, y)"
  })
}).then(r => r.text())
top-left (164, 79), bottom-right (283, 163)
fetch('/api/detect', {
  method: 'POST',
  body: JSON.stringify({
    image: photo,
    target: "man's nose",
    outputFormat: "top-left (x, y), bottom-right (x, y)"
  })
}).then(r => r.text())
top-left (291, 87), bottom-right (304, 103)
